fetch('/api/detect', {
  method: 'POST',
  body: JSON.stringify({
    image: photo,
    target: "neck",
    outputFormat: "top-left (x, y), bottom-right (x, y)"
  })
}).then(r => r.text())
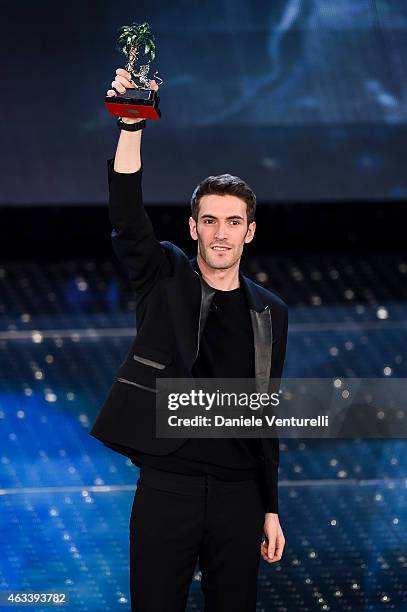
top-left (196, 252), bottom-right (241, 290)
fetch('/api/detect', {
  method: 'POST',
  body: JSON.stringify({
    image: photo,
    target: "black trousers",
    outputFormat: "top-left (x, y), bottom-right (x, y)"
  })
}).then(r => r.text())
top-left (129, 465), bottom-right (266, 612)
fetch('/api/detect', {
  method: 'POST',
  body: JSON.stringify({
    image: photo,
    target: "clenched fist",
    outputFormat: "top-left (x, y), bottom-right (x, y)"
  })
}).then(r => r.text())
top-left (107, 68), bottom-right (159, 123)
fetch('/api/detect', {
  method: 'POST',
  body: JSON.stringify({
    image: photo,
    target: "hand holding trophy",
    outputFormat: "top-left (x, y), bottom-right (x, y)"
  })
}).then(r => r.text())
top-left (105, 22), bottom-right (163, 121)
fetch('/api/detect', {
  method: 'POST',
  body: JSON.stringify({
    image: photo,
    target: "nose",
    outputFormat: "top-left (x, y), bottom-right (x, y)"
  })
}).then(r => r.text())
top-left (214, 222), bottom-right (228, 240)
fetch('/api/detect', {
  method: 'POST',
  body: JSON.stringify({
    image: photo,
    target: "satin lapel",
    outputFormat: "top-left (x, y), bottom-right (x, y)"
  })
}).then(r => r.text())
top-left (165, 258), bottom-right (216, 369)
top-left (241, 275), bottom-right (273, 394)
top-left (194, 271), bottom-right (216, 346)
top-left (191, 258), bottom-right (216, 355)
top-left (250, 306), bottom-right (272, 393)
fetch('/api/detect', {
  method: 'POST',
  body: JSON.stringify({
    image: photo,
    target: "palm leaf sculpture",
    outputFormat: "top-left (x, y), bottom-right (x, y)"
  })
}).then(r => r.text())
top-left (116, 22), bottom-right (159, 90)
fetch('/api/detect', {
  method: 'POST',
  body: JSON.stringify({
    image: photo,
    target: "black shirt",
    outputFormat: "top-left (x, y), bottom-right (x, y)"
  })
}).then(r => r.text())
top-left (131, 284), bottom-right (262, 480)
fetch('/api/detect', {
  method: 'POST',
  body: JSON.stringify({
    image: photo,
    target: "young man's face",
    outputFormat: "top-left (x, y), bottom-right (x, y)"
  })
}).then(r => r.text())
top-left (189, 194), bottom-right (256, 270)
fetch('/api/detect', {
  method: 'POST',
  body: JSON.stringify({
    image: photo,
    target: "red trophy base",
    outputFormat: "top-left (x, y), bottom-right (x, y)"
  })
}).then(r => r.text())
top-left (105, 88), bottom-right (161, 120)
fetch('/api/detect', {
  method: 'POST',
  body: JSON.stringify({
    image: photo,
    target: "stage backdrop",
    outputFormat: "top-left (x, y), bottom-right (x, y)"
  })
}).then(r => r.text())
top-left (2, 0), bottom-right (406, 205)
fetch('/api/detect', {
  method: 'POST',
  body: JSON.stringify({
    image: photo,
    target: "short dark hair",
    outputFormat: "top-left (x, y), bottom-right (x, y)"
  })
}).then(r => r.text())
top-left (190, 173), bottom-right (256, 224)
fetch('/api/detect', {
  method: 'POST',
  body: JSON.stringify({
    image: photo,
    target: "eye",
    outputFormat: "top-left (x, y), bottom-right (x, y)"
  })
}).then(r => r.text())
top-left (230, 220), bottom-right (240, 225)
top-left (203, 219), bottom-right (215, 224)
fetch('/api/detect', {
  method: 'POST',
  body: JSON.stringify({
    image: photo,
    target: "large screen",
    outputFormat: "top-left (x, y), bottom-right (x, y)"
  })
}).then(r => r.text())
top-left (2, 0), bottom-right (406, 205)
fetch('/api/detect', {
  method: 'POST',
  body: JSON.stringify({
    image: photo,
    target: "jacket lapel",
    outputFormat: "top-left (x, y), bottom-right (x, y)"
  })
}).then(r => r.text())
top-left (195, 271), bottom-right (216, 346)
top-left (191, 258), bottom-right (216, 347)
top-left (241, 275), bottom-right (273, 393)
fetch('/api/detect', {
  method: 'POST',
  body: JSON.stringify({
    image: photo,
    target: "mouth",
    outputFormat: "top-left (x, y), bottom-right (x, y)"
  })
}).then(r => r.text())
top-left (210, 245), bottom-right (232, 252)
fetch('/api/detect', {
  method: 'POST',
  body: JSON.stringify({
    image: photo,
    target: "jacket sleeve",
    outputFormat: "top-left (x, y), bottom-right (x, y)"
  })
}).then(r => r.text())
top-left (107, 158), bottom-right (171, 295)
top-left (261, 305), bottom-right (288, 514)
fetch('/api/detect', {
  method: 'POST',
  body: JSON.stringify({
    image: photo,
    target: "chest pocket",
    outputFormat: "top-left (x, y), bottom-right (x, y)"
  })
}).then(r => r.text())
top-left (132, 345), bottom-right (173, 370)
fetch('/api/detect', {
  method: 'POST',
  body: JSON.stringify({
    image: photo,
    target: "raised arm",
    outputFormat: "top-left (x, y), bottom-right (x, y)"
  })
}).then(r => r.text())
top-left (106, 69), bottom-right (171, 295)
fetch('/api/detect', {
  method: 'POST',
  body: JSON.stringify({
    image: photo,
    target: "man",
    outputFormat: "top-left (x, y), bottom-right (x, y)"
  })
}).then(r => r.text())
top-left (90, 68), bottom-right (288, 612)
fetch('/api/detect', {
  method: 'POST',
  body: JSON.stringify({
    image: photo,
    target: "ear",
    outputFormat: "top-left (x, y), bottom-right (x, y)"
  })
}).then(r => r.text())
top-left (189, 216), bottom-right (198, 241)
top-left (244, 221), bottom-right (256, 244)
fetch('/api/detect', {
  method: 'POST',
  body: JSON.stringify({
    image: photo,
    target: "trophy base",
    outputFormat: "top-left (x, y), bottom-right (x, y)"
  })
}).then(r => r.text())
top-left (105, 88), bottom-right (161, 120)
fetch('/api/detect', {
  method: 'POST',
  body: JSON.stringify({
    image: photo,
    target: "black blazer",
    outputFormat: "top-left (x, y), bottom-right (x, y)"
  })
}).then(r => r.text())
top-left (90, 159), bottom-right (288, 513)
